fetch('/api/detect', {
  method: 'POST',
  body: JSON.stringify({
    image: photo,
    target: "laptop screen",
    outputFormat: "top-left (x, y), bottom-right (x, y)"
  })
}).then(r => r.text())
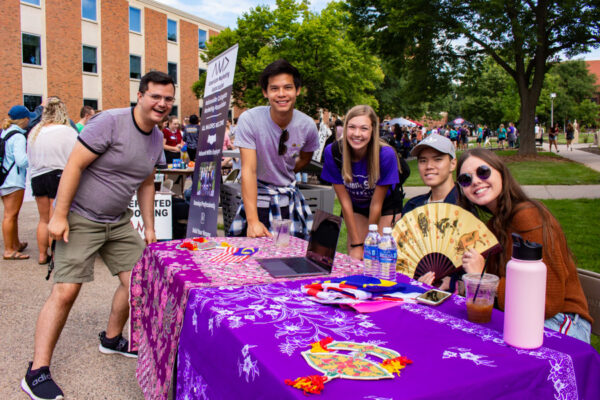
top-left (305, 210), bottom-right (342, 271)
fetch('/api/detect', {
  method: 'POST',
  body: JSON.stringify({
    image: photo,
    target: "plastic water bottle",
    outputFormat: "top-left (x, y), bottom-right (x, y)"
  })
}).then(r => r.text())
top-left (378, 227), bottom-right (397, 281)
top-left (504, 233), bottom-right (547, 349)
top-left (363, 225), bottom-right (380, 277)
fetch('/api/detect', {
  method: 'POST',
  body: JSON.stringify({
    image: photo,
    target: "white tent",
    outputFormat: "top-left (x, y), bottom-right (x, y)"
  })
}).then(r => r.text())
top-left (387, 117), bottom-right (417, 127)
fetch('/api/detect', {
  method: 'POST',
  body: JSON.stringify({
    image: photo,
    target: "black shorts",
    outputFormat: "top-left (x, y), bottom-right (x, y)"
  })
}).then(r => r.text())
top-left (352, 195), bottom-right (402, 218)
top-left (31, 169), bottom-right (62, 198)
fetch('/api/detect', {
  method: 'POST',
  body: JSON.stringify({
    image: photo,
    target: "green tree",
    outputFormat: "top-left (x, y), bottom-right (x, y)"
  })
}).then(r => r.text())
top-left (193, 0), bottom-right (383, 117)
top-left (348, 1), bottom-right (600, 154)
top-left (536, 60), bottom-right (600, 128)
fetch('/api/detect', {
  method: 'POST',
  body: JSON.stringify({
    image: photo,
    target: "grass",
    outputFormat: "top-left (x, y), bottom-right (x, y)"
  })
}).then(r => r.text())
top-left (403, 150), bottom-right (600, 186)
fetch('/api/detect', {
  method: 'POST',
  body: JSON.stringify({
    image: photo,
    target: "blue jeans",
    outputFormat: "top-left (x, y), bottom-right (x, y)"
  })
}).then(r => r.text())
top-left (544, 312), bottom-right (591, 343)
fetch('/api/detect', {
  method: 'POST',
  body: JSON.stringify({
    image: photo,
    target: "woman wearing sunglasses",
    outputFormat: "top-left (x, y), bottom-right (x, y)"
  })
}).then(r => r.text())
top-left (321, 105), bottom-right (404, 260)
top-left (456, 148), bottom-right (592, 342)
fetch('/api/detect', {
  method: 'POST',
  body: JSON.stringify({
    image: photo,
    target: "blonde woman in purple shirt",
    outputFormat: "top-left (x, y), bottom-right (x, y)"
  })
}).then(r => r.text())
top-left (321, 105), bottom-right (401, 260)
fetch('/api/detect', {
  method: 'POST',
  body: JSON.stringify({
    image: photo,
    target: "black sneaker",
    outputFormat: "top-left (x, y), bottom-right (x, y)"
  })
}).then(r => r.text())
top-left (21, 362), bottom-right (64, 400)
top-left (98, 331), bottom-right (138, 358)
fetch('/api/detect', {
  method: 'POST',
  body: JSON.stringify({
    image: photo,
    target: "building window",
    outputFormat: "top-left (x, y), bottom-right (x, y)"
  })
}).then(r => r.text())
top-left (22, 33), bottom-right (41, 65)
top-left (22, 0), bottom-right (41, 6)
top-left (167, 19), bottom-right (177, 42)
top-left (199, 29), bottom-right (207, 49)
top-left (83, 99), bottom-right (98, 110)
top-left (82, 0), bottom-right (97, 21)
top-left (23, 95), bottom-right (42, 112)
top-left (170, 105), bottom-right (178, 117)
top-left (129, 7), bottom-right (141, 33)
top-left (199, 68), bottom-right (206, 78)
top-left (168, 62), bottom-right (178, 84)
top-left (82, 46), bottom-right (97, 73)
top-left (130, 55), bottom-right (142, 79)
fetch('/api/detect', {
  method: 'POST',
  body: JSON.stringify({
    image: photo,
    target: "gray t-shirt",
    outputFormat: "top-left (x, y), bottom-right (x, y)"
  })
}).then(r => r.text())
top-left (234, 106), bottom-right (319, 187)
top-left (71, 107), bottom-right (165, 223)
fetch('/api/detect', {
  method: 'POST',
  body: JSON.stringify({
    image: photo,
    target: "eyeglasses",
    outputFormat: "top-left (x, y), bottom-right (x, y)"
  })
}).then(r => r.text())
top-left (144, 93), bottom-right (176, 104)
top-left (457, 165), bottom-right (492, 187)
top-left (278, 129), bottom-right (289, 155)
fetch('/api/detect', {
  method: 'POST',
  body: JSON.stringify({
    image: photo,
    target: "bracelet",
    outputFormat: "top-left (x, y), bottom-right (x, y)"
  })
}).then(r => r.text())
top-left (350, 243), bottom-right (364, 248)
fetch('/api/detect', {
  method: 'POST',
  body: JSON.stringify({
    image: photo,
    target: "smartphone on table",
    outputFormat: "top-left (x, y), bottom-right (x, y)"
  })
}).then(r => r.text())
top-left (416, 289), bottom-right (452, 306)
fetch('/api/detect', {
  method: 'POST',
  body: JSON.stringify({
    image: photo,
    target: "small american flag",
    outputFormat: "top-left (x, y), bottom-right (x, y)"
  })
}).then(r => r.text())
top-left (209, 247), bottom-right (259, 264)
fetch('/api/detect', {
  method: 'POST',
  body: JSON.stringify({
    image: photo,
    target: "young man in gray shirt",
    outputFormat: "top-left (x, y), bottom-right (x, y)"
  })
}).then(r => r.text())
top-left (230, 59), bottom-right (319, 239)
top-left (22, 71), bottom-right (173, 400)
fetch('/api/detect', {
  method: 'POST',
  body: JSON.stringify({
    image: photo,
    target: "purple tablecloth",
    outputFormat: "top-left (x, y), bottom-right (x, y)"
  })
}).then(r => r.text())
top-left (177, 275), bottom-right (600, 399)
top-left (129, 236), bottom-right (363, 399)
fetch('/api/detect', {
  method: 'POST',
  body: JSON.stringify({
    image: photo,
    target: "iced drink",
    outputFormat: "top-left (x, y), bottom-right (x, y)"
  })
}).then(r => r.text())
top-left (463, 273), bottom-right (499, 324)
top-left (273, 219), bottom-right (292, 246)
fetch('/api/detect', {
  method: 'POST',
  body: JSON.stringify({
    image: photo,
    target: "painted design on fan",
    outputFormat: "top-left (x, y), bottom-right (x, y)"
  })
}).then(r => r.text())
top-left (435, 218), bottom-right (458, 237)
top-left (417, 213), bottom-right (429, 237)
top-left (442, 347), bottom-right (496, 367)
top-left (455, 231), bottom-right (486, 255)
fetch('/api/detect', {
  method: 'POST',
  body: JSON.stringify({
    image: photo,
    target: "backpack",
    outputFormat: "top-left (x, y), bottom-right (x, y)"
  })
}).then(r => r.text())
top-left (0, 129), bottom-right (23, 186)
top-left (330, 140), bottom-right (410, 221)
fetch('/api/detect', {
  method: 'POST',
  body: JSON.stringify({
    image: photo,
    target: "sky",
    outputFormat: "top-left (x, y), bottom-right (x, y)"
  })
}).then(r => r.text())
top-left (155, 0), bottom-right (600, 61)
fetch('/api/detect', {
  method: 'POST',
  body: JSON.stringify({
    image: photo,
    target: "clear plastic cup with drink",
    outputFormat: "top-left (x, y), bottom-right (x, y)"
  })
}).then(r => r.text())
top-left (463, 273), bottom-right (499, 323)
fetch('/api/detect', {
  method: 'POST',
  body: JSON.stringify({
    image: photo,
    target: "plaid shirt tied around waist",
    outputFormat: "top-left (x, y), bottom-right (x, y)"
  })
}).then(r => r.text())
top-left (229, 180), bottom-right (313, 239)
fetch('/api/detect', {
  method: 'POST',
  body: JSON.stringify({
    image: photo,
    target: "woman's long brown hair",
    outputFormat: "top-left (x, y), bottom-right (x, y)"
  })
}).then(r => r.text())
top-left (456, 149), bottom-right (559, 269)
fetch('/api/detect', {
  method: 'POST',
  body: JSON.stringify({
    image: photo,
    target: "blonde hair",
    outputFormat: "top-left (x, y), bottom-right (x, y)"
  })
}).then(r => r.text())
top-left (2, 118), bottom-right (28, 130)
top-left (29, 97), bottom-right (70, 144)
top-left (342, 105), bottom-right (395, 188)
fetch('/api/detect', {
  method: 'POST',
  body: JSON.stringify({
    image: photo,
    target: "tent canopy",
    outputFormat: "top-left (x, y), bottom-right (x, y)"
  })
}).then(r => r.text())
top-left (387, 117), bottom-right (417, 127)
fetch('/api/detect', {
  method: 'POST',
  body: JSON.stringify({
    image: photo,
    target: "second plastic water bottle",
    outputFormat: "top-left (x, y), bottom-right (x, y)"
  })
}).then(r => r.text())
top-left (363, 225), bottom-right (380, 277)
top-left (378, 227), bottom-right (397, 281)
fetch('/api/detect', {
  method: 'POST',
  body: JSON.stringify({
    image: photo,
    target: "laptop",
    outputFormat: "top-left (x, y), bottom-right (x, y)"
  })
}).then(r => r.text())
top-left (258, 210), bottom-right (342, 278)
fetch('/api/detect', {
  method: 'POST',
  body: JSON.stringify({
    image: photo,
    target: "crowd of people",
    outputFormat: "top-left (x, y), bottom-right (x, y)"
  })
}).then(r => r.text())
top-left (0, 61), bottom-right (592, 400)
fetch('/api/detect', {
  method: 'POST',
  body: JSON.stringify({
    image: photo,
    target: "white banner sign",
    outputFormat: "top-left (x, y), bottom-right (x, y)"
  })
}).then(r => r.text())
top-left (129, 193), bottom-right (172, 240)
top-left (204, 44), bottom-right (238, 97)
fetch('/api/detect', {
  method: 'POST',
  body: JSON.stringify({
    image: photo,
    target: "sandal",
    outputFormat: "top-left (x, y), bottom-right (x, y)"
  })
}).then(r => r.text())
top-left (18, 242), bottom-right (28, 252)
top-left (3, 252), bottom-right (30, 260)
top-left (39, 254), bottom-right (52, 265)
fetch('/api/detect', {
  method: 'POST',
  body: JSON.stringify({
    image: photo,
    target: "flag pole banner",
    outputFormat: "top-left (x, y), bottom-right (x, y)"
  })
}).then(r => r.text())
top-left (187, 44), bottom-right (238, 237)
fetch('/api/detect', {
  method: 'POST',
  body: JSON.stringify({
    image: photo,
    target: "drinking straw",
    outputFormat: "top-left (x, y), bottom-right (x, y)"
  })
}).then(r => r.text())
top-left (471, 254), bottom-right (490, 302)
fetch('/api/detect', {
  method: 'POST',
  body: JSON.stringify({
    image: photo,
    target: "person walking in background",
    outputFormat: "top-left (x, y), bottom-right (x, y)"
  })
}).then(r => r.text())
top-left (75, 106), bottom-right (95, 133)
top-left (27, 97), bottom-right (78, 265)
top-left (507, 122), bottom-right (517, 148)
top-left (565, 122), bottom-right (575, 151)
top-left (162, 115), bottom-right (183, 165)
top-left (321, 105), bottom-right (403, 260)
top-left (0, 105), bottom-right (32, 260)
top-left (335, 118), bottom-right (344, 140)
top-left (183, 114), bottom-right (200, 161)
top-left (549, 122), bottom-right (560, 153)
top-left (476, 124), bottom-right (484, 147)
top-left (497, 124), bottom-right (507, 149)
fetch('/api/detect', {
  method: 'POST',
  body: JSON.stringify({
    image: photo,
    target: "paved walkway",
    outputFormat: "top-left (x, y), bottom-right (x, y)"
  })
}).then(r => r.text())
top-left (2, 141), bottom-right (600, 399)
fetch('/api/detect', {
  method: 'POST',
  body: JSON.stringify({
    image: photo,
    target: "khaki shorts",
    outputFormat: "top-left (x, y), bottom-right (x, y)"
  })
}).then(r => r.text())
top-left (53, 210), bottom-right (145, 283)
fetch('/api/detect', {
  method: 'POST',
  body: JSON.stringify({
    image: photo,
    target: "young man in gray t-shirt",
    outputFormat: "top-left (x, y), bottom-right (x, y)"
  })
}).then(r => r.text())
top-left (22, 71), bottom-right (173, 400)
top-left (233, 59), bottom-right (319, 238)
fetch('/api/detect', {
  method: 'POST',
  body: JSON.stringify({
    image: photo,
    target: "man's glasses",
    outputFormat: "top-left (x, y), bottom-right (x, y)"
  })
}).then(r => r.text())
top-left (457, 165), bottom-right (492, 187)
top-left (278, 129), bottom-right (289, 155)
top-left (144, 93), bottom-right (176, 104)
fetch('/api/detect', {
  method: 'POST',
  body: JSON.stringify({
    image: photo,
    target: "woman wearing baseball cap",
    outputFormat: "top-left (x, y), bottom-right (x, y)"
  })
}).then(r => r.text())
top-left (1, 105), bottom-right (33, 260)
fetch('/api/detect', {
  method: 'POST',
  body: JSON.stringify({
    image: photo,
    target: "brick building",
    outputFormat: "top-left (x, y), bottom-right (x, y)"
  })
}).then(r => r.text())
top-left (585, 60), bottom-right (600, 105)
top-left (2, 0), bottom-right (223, 121)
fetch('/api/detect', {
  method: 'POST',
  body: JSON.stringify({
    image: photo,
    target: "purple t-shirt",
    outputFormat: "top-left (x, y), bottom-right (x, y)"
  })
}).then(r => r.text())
top-left (71, 107), bottom-right (165, 223)
top-left (320, 144), bottom-right (399, 208)
top-left (234, 106), bottom-right (319, 187)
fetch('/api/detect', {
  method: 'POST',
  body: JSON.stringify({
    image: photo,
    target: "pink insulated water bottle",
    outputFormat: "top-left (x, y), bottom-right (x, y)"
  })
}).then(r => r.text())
top-left (503, 233), bottom-right (547, 349)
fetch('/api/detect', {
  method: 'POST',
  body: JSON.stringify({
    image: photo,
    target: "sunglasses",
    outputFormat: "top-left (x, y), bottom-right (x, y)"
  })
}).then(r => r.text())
top-left (278, 129), bottom-right (289, 155)
top-left (457, 165), bottom-right (492, 187)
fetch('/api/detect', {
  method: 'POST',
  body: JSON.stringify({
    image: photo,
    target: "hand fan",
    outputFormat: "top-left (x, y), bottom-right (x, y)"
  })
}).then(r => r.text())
top-left (392, 203), bottom-right (500, 281)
